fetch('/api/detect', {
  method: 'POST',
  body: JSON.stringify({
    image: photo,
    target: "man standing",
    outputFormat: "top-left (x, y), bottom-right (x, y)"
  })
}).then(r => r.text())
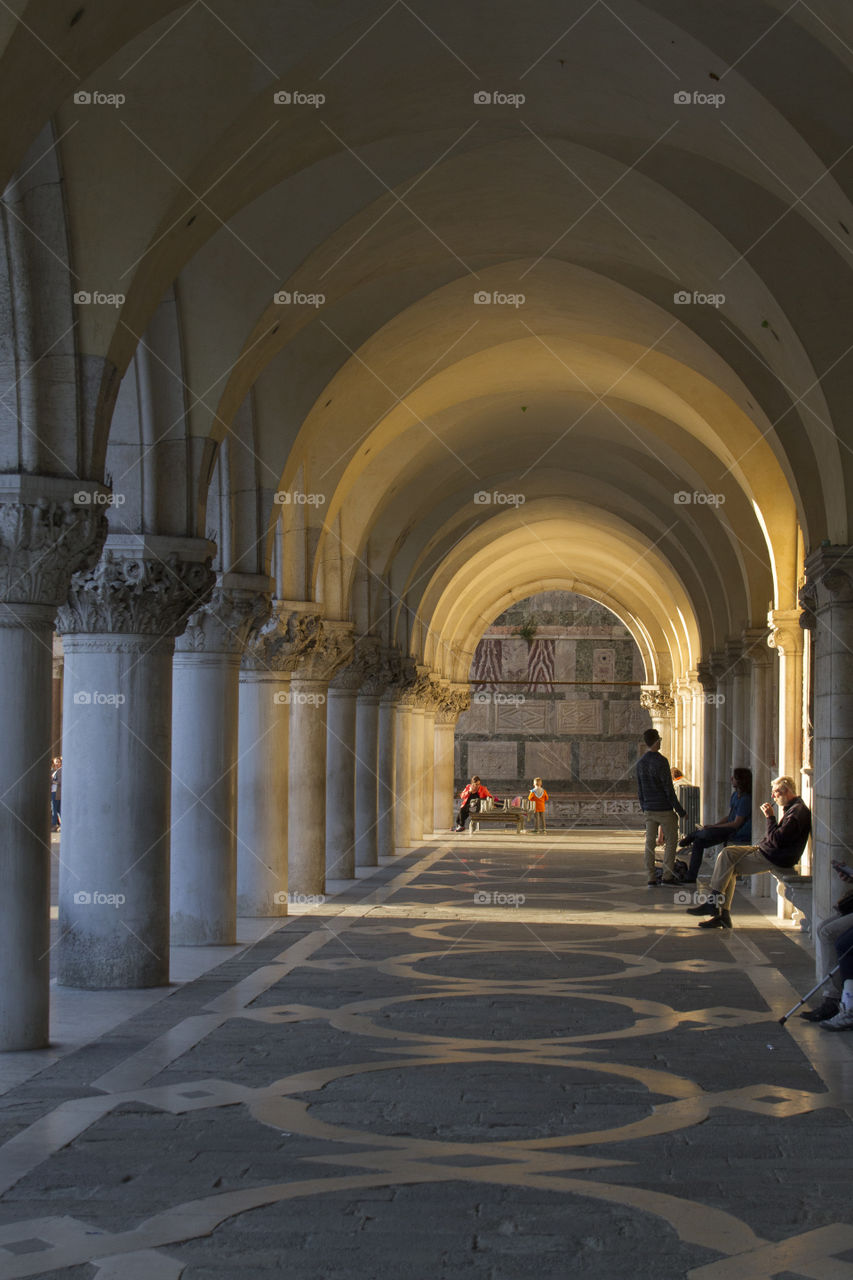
top-left (686, 775), bottom-right (811, 929)
top-left (636, 729), bottom-right (686, 886)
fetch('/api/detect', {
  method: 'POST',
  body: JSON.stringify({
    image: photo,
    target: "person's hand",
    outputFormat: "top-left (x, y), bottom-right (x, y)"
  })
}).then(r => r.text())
top-left (832, 860), bottom-right (853, 883)
top-left (760, 801), bottom-right (774, 818)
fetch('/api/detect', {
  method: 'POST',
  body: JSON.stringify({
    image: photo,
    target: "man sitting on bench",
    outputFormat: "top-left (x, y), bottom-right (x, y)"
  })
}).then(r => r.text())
top-left (455, 776), bottom-right (497, 831)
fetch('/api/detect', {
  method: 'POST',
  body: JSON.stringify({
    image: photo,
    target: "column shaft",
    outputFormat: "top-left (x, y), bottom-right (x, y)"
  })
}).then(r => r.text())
top-left (326, 688), bottom-right (358, 879)
top-left (236, 672), bottom-right (289, 915)
top-left (288, 680), bottom-right (330, 896)
top-left (378, 696), bottom-right (398, 858)
top-left (355, 694), bottom-right (381, 866)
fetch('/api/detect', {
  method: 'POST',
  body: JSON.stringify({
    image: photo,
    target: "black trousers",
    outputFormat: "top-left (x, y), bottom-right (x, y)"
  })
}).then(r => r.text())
top-left (685, 825), bottom-right (733, 881)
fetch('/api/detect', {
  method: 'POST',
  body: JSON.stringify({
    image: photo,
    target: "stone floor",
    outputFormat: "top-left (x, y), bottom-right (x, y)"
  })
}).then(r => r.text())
top-left (0, 832), bottom-right (851, 1279)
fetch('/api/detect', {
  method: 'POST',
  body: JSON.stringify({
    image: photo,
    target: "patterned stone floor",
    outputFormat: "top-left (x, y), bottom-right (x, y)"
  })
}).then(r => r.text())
top-left (0, 833), bottom-right (851, 1279)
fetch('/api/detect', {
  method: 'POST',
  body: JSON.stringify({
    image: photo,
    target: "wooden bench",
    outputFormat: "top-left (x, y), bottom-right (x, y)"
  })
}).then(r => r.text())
top-left (468, 808), bottom-right (527, 835)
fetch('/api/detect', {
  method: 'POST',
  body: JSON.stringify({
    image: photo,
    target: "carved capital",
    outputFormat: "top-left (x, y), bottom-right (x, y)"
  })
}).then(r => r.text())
top-left (801, 547), bottom-right (853, 620)
top-left (0, 490), bottom-right (107, 608)
top-left (767, 608), bottom-right (805, 654)
top-left (695, 661), bottom-right (716, 695)
top-left (640, 685), bottom-right (674, 718)
top-left (176, 574), bottom-right (273, 655)
top-left (56, 536), bottom-right (215, 638)
top-left (741, 627), bottom-right (772, 666)
top-left (241, 604), bottom-right (323, 673)
top-left (290, 619), bottom-right (354, 685)
top-left (331, 634), bottom-right (383, 691)
top-left (436, 684), bottom-right (471, 723)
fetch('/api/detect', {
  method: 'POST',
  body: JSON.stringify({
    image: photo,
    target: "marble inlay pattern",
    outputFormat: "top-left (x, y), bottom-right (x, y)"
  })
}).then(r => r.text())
top-left (0, 837), bottom-right (850, 1279)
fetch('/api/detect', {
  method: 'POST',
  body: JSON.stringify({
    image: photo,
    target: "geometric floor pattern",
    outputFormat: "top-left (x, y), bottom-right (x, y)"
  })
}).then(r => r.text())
top-left (0, 833), bottom-right (851, 1278)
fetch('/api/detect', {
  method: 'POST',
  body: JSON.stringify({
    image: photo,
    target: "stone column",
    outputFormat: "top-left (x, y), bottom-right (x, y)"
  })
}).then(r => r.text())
top-left (725, 639), bottom-right (751, 771)
top-left (378, 686), bottom-right (399, 858)
top-left (288, 619), bottom-right (354, 897)
top-left (56, 534), bottom-right (215, 989)
top-left (767, 608), bottom-right (805, 785)
top-left (640, 685), bottom-right (674, 758)
top-left (0, 478), bottom-right (107, 1048)
top-left (799, 552), bottom-right (853, 941)
top-left (326, 638), bottom-right (380, 880)
top-left (170, 575), bottom-right (271, 944)
top-left (420, 679), bottom-right (439, 837)
top-left (742, 628), bottom-right (775, 898)
top-left (709, 650), bottom-right (733, 812)
top-left (696, 662), bottom-right (718, 824)
top-left (408, 705), bottom-right (425, 841)
top-left (394, 702), bottom-right (413, 848)
top-left (354, 653), bottom-right (391, 868)
top-left (434, 687), bottom-right (469, 830)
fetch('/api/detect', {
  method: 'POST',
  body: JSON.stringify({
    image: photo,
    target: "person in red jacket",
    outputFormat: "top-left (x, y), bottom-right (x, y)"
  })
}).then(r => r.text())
top-left (455, 776), bottom-right (496, 831)
top-left (528, 778), bottom-right (549, 833)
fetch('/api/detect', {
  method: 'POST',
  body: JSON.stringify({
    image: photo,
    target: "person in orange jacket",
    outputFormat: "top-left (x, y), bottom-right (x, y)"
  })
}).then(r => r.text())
top-left (455, 776), bottom-right (496, 831)
top-left (528, 778), bottom-right (549, 833)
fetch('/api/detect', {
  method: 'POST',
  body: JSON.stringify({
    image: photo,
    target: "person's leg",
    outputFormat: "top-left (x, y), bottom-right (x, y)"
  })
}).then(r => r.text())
top-left (821, 924), bottom-right (853, 1030)
top-left (710, 845), bottom-right (769, 910)
top-left (686, 826), bottom-right (728, 882)
top-left (660, 810), bottom-right (679, 880)
top-left (817, 913), bottom-right (852, 997)
top-left (457, 801), bottom-right (470, 830)
top-left (643, 814), bottom-right (659, 880)
top-left (541, 810), bottom-right (546, 833)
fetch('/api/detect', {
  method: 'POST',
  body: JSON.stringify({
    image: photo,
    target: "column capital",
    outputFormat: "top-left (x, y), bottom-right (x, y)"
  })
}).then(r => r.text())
top-left (724, 637), bottom-right (749, 676)
top-left (767, 608), bottom-right (805, 655)
top-left (176, 573), bottom-right (273, 656)
top-left (741, 626), bottom-right (772, 666)
top-left (0, 476), bottom-right (109, 608)
top-left (436, 683), bottom-right (471, 724)
top-left (708, 649), bottom-right (729, 683)
top-left (800, 546), bottom-right (853, 623)
top-left (56, 534), bottom-right (216, 638)
top-left (640, 684), bottom-right (674, 717)
top-left (331, 634), bottom-right (383, 691)
top-left (696, 660), bottom-right (716, 694)
top-left (290, 618), bottom-right (354, 685)
top-left (242, 601), bottom-right (321, 673)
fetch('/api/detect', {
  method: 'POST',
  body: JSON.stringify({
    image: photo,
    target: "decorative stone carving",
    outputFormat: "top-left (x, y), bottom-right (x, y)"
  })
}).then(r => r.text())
top-left (0, 496), bottom-right (107, 607)
top-left (241, 605), bottom-right (323, 673)
top-left (695, 660), bottom-right (716, 696)
top-left (332, 634), bottom-right (383, 691)
top-left (640, 686), bottom-right (674, 717)
top-left (176, 576), bottom-right (272, 655)
top-left (57, 539), bottom-right (215, 637)
top-left (290, 619), bottom-right (354, 684)
top-left (768, 608), bottom-right (806, 653)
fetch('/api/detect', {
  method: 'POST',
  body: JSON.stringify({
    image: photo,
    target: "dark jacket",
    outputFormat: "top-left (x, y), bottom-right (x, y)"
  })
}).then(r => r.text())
top-left (636, 749), bottom-right (686, 817)
top-left (758, 796), bottom-right (811, 868)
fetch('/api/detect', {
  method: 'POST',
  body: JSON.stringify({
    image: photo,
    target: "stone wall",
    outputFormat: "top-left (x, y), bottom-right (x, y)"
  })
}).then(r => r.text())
top-left (454, 590), bottom-right (652, 826)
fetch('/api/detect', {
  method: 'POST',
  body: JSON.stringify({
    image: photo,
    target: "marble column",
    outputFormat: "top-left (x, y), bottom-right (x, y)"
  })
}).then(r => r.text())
top-left (394, 702), bottom-right (413, 849)
top-left (421, 693), bottom-right (437, 838)
top-left (767, 608), bottom-right (805, 784)
top-left (799, 551), bottom-right (853, 942)
top-left (378, 687), bottom-right (399, 858)
top-left (742, 628), bottom-right (775, 898)
top-left (434, 687), bottom-right (468, 830)
top-left (640, 685), bottom-right (674, 759)
top-left (354, 657), bottom-right (390, 868)
top-left (725, 639), bottom-right (751, 772)
top-left (709, 650), bottom-right (733, 812)
top-left (170, 575), bottom-right (271, 944)
top-left (408, 705), bottom-right (425, 841)
top-left (0, 477), bottom-right (107, 1048)
top-left (56, 534), bottom-right (215, 989)
top-left (696, 662), bottom-right (718, 824)
top-left (326, 638), bottom-right (379, 880)
top-left (288, 619), bottom-right (353, 897)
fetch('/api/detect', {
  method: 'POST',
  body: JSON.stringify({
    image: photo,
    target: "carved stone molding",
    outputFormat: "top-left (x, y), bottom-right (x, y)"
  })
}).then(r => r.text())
top-left (695, 661), bottom-right (716, 696)
top-left (331, 634), bottom-right (383, 692)
top-left (801, 547), bottom-right (853, 624)
top-left (241, 605), bottom-right (323, 674)
top-left (767, 608), bottom-right (805, 654)
top-left (290, 619), bottom-right (354, 686)
top-left (0, 495), bottom-right (107, 608)
top-left (741, 627), bottom-right (772, 666)
top-left (640, 685), bottom-right (675, 718)
top-left (436, 686), bottom-right (471, 724)
top-left (176, 575), bottom-right (272, 656)
top-left (57, 537), bottom-right (215, 638)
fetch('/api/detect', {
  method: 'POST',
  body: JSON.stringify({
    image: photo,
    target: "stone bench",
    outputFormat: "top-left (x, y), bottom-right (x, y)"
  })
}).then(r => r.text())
top-left (468, 808), bottom-right (527, 835)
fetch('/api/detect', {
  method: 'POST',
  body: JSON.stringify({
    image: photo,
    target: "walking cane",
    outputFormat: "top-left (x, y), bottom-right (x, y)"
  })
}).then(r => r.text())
top-left (779, 939), bottom-right (853, 1025)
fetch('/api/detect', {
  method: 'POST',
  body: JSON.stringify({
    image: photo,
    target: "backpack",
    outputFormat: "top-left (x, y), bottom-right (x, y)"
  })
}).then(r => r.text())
top-left (468, 788), bottom-right (481, 814)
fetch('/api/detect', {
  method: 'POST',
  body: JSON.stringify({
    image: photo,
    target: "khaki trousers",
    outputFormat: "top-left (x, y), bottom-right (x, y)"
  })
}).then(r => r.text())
top-left (644, 810), bottom-right (678, 876)
top-left (709, 844), bottom-right (772, 909)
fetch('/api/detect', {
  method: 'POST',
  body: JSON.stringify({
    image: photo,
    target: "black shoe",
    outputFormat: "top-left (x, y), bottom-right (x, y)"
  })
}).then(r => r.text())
top-left (686, 901), bottom-right (717, 916)
top-left (698, 909), bottom-right (731, 929)
top-left (799, 996), bottom-right (840, 1023)
top-left (661, 875), bottom-right (678, 885)
top-left (677, 835), bottom-right (692, 848)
